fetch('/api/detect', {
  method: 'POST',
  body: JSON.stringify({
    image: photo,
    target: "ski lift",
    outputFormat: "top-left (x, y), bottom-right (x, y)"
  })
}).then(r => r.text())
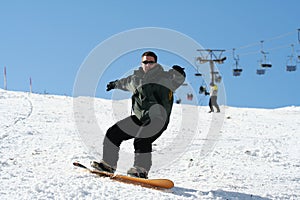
top-left (215, 74), bottom-right (222, 83)
top-left (199, 85), bottom-right (210, 96)
top-left (186, 93), bottom-right (193, 101)
top-left (297, 29), bottom-right (300, 61)
top-left (256, 60), bottom-right (266, 75)
top-left (233, 69), bottom-right (243, 76)
top-left (256, 69), bottom-right (266, 75)
top-left (199, 86), bottom-right (206, 94)
top-left (261, 63), bottom-right (272, 68)
top-left (211, 71), bottom-right (222, 83)
top-left (175, 98), bottom-right (181, 104)
top-left (287, 65), bottom-right (297, 72)
top-left (286, 44), bottom-right (297, 72)
top-left (194, 60), bottom-right (203, 76)
top-left (260, 41), bottom-right (272, 68)
top-left (232, 48), bottom-right (243, 76)
top-left (194, 71), bottom-right (202, 76)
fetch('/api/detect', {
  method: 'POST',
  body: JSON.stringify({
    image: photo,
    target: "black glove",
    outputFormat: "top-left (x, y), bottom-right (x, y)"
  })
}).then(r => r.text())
top-left (106, 80), bottom-right (118, 91)
top-left (172, 65), bottom-right (185, 75)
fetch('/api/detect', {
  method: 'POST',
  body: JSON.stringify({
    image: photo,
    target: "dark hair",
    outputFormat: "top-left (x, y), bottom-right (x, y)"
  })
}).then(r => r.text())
top-left (141, 51), bottom-right (157, 62)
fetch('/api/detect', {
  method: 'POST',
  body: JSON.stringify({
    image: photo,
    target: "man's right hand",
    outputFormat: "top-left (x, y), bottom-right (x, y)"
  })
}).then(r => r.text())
top-left (106, 80), bottom-right (118, 91)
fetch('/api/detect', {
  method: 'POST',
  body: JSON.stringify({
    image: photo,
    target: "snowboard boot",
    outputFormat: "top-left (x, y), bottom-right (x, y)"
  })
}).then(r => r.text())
top-left (90, 160), bottom-right (116, 173)
top-left (127, 166), bottom-right (148, 179)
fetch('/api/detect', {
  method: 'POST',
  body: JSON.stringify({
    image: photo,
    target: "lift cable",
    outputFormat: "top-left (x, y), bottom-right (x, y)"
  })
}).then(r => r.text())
top-left (224, 29), bottom-right (298, 55)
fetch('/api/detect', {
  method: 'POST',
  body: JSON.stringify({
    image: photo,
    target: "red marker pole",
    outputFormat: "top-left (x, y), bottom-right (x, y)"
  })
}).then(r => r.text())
top-left (4, 66), bottom-right (7, 90)
top-left (30, 77), bottom-right (32, 94)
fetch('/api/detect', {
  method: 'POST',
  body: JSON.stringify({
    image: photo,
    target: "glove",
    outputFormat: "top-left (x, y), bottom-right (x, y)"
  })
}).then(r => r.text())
top-left (106, 80), bottom-right (118, 91)
top-left (172, 65), bottom-right (185, 75)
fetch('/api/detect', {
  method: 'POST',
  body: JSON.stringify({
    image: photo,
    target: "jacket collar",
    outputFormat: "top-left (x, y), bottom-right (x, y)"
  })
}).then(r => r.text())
top-left (135, 64), bottom-right (163, 76)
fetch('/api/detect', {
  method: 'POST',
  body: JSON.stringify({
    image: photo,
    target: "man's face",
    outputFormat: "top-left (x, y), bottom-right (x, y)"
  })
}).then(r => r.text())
top-left (141, 56), bottom-right (156, 73)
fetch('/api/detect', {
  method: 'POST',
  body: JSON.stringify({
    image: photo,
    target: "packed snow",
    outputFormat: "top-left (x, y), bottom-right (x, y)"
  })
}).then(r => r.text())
top-left (0, 88), bottom-right (299, 199)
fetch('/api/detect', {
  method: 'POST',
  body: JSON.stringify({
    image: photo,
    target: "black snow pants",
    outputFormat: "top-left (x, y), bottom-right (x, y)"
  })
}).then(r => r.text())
top-left (102, 115), bottom-right (168, 171)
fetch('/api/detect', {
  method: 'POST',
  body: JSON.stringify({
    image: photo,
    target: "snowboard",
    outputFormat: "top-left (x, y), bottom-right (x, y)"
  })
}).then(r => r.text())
top-left (73, 162), bottom-right (174, 189)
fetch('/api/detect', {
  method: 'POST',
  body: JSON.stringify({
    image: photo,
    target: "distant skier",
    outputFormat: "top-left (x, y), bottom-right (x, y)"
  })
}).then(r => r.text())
top-left (91, 51), bottom-right (186, 178)
top-left (208, 82), bottom-right (220, 113)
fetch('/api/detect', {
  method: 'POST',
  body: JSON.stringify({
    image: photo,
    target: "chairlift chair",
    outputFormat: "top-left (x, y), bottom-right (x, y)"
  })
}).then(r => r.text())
top-left (233, 68), bottom-right (243, 76)
top-left (286, 65), bottom-right (297, 72)
top-left (199, 85), bottom-right (210, 96)
top-left (175, 98), bottom-right (181, 104)
top-left (257, 60), bottom-right (266, 75)
top-left (298, 29), bottom-right (300, 60)
top-left (215, 57), bottom-right (227, 64)
top-left (232, 49), bottom-right (243, 76)
top-left (194, 65), bottom-right (203, 76)
top-left (215, 75), bottom-right (222, 83)
top-left (260, 41), bottom-right (272, 68)
top-left (256, 69), bottom-right (265, 75)
top-left (286, 60), bottom-right (297, 71)
top-left (260, 54), bottom-right (272, 68)
top-left (186, 93), bottom-right (193, 101)
top-left (261, 63), bottom-right (272, 68)
top-left (286, 45), bottom-right (297, 72)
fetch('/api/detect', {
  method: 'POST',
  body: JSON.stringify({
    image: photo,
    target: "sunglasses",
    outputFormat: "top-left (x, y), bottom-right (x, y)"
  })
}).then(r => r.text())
top-left (142, 60), bottom-right (155, 65)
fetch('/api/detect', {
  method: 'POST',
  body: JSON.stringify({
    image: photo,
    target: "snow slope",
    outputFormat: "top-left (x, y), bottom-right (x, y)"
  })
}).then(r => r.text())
top-left (0, 89), bottom-right (299, 199)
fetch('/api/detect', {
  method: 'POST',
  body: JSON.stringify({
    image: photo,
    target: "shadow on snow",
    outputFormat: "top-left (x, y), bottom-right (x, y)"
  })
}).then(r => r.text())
top-left (172, 187), bottom-right (271, 199)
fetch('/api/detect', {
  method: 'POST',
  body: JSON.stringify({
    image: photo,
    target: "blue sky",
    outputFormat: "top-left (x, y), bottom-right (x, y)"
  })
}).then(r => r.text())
top-left (0, 0), bottom-right (299, 108)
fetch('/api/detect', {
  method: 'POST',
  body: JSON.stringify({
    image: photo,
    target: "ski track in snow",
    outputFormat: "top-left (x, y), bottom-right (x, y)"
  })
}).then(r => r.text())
top-left (0, 89), bottom-right (299, 199)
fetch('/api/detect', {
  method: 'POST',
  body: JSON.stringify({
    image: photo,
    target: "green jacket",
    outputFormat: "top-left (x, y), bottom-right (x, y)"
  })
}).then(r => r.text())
top-left (115, 64), bottom-right (185, 124)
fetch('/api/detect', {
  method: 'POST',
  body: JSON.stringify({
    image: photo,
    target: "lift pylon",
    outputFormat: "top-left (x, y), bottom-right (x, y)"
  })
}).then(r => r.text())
top-left (196, 49), bottom-right (226, 85)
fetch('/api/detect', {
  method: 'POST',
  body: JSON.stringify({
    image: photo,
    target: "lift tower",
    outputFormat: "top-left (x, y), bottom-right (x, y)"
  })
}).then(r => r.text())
top-left (196, 49), bottom-right (226, 85)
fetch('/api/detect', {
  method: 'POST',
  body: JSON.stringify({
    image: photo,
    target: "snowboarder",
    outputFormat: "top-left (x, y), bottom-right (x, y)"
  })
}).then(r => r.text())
top-left (91, 51), bottom-right (186, 178)
top-left (208, 82), bottom-right (220, 113)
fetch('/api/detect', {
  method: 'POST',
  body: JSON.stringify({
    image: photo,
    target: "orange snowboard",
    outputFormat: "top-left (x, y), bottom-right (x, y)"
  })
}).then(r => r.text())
top-left (73, 162), bottom-right (174, 189)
